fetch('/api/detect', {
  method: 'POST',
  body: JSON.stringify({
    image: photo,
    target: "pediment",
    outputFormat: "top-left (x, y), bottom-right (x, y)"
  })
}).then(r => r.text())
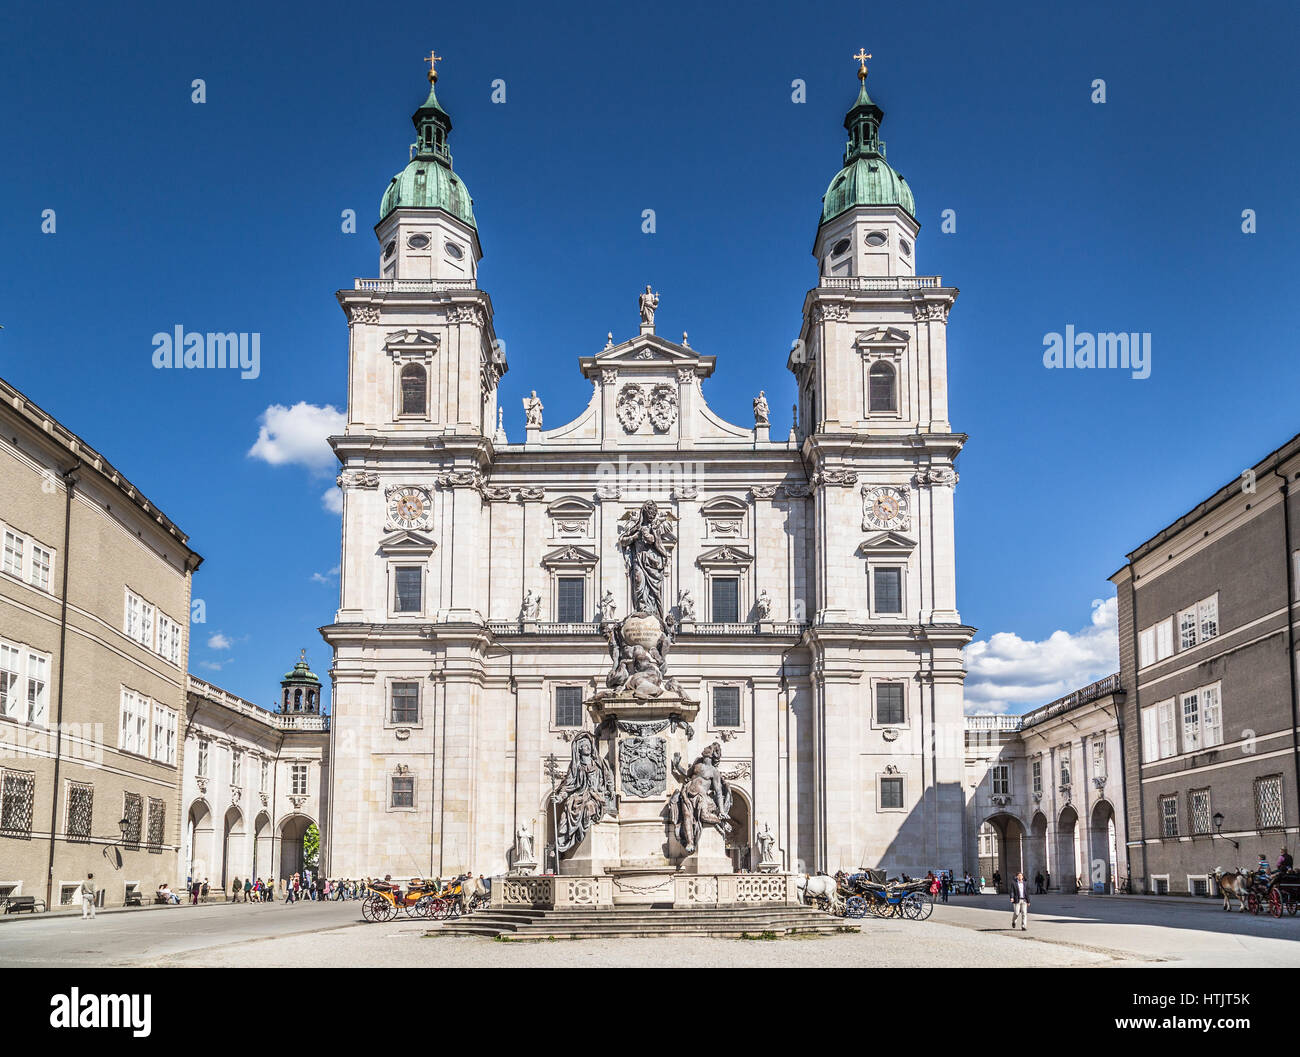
top-left (696, 545), bottom-right (754, 568)
top-left (857, 531), bottom-right (917, 554)
top-left (581, 334), bottom-right (715, 379)
top-left (700, 494), bottom-right (748, 516)
top-left (384, 329), bottom-right (441, 359)
top-left (854, 326), bottom-right (910, 348)
top-left (378, 529), bottom-right (437, 556)
top-left (546, 496), bottom-right (595, 517)
top-left (540, 545), bottom-right (600, 568)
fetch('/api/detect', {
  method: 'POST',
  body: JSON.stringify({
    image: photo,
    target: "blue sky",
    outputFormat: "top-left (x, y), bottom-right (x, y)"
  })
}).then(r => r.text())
top-left (2, 0), bottom-right (1296, 714)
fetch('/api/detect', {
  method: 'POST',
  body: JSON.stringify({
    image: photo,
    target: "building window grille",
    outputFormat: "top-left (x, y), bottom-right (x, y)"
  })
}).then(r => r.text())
top-left (123, 792), bottom-right (143, 847)
top-left (0, 769), bottom-right (36, 838)
top-left (1255, 775), bottom-right (1285, 830)
top-left (1160, 794), bottom-right (1179, 838)
top-left (147, 797), bottom-right (165, 849)
top-left (67, 782), bottom-right (94, 842)
top-left (1190, 788), bottom-right (1211, 835)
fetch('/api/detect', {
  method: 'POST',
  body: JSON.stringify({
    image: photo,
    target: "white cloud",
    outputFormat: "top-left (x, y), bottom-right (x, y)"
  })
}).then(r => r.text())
top-left (321, 486), bottom-right (343, 515)
top-left (964, 597), bottom-right (1118, 715)
top-left (311, 565), bottom-right (341, 583)
top-left (198, 659), bottom-right (227, 671)
top-left (247, 402), bottom-right (345, 473)
top-left (207, 632), bottom-right (233, 650)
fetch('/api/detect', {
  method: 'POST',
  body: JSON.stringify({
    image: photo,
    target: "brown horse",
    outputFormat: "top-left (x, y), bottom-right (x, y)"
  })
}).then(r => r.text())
top-left (1213, 866), bottom-right (1251, 912)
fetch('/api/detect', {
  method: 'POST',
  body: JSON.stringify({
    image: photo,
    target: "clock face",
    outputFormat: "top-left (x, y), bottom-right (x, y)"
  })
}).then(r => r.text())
top-left (387, 487), bottom-right (429, 529)
top-left (863, 486), bottom-right (909, 531)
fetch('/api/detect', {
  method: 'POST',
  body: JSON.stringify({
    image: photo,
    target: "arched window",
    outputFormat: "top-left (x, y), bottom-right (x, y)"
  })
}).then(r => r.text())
top-left (869, 361), bottom-right (897, 413)
top-left (400, 363), bottom-right (427, 416)
top-left (294, 689), bottom-right (303, 712)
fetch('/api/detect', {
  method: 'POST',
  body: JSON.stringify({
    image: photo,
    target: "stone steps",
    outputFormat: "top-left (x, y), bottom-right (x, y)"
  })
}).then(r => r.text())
top-left (433, 905), bottom-right (855, 939)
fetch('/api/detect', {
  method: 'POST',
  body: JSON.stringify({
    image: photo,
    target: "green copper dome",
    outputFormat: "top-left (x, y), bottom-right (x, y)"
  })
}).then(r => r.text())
top-left (379, 76), bottom-right (476, 228)
top-left (820, 80), bottom-right (915, 223)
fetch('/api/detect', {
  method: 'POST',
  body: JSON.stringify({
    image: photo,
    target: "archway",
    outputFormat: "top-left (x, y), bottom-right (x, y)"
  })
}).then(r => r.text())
top-left (252, 812), bottom-right (273, 883)
top-left (725, 788), bottom-right (752, 872)
top-left (279, 814), bottom-right (315, 879)
top-left (1030, 812), bottom-right (1049, 889)
top-left (1089, 799), bottom-right (1118, 893)
top-left (980, 812), bottom-right (1027, 892)
top-left (222, 806), bottom-right (245, 888)
top-left (1057, 805), bottom-right (1081, 891)
top-left (187, 800), bottom-right (214, 883)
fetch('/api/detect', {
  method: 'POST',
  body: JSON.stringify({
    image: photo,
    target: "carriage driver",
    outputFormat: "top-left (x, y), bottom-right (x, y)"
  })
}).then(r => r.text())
top-left (1278, 848), bottom-right (1294, 875)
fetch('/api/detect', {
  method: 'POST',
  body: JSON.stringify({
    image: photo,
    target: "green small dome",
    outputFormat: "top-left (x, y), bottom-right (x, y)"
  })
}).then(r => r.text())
top-left (378, 76), bottom-right (476, 229)
top-left (821, 156), bottom-right (915, 223)
top-left (380, 158), bottom-right (476, 227)
top-left (820, 77), bottom-right (916, 224)
top-left (282, 657), bottom-right (320, 686)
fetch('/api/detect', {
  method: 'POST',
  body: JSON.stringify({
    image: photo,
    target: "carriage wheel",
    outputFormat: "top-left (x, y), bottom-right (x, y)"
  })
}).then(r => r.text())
top-left (360, 895), bottom-right (383, 923)
top-left (903, 893), bottom-right (927, 920)
top-left (432, 898), bottom-right (450, 920)
top-left (915, 895), bottom-right (935, 921)
top-left (414, 895), bottom-right (436, 918)
top-left (1270, 889), bottom-right (1283, 918)
top-left (846, 896), bottom-right (866, 919)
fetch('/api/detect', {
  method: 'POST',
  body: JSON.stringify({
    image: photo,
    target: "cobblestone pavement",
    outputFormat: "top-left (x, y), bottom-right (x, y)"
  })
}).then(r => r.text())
top-left (4, 893), bottom-right (1299, 967)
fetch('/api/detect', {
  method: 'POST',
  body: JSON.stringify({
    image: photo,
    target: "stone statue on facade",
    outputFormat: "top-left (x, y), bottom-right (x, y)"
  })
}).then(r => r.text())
top-left (755, 587), bottom-right (773, 621)
top-left (520, 588), bottom-right (541, 621)
top-left (523, 390), bottom-right (543, 428)
top-left (638, 285), bottom-right (659, 327)
top-left (677, 588), bottom-right (696, 622)
top-left (599, 589), bottom-right (618, 624)
top-left (617, 500), bottom-right (675, 618)
top-left (603, 618), bottom-right (680, 697)
top-left (756, 821), bottom-right (778, 867)
top-left (753, 390), bottom-right (770, 426)
top-left (511, 821), bottom-right (537, 872)
top-left (668, 742), bottom-right (732, 854)
top-left (554, 731), bottom-right (616, 855)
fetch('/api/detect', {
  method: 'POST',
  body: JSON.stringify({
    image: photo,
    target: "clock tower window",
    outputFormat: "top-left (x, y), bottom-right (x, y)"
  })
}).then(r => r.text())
top-left (868, 361), bottom-right (897, 412)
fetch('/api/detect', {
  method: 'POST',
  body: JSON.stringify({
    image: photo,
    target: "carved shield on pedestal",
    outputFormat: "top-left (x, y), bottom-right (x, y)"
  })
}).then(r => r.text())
top-left (619, 736), bottom-right (667, 798)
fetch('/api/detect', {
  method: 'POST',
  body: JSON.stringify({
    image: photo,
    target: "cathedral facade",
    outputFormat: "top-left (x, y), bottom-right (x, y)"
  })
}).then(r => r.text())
top-left (321, 55), bottom-right (972, 880)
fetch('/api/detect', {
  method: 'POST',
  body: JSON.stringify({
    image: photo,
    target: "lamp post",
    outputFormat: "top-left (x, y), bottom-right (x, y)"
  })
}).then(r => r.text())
top-left (1213, 812), bottom-right (1240, 851)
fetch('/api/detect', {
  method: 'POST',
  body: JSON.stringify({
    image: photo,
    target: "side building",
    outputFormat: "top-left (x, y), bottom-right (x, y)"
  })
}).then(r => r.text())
top-left (1111, 433), bottom-right (1300, 895)
top-left (964, 674), bottom-right (1126, 892)
top-left (183, 661), bottom-right (330, 892)
top-left (0, 375), bottom-right (201, 909)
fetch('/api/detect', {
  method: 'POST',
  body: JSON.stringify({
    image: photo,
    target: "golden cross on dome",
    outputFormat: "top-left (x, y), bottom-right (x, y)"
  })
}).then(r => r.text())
top-left (300, 647), bottom-right (307, 663)
top-left (423, 49), bottom-right (442, 82)
top-left (853, 48), bottom-right (872, 80)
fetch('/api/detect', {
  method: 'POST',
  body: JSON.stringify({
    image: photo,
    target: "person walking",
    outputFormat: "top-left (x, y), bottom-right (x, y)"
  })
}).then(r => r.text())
top-left (1009, 871), bottom-right (1031, 931)
top-left (1034, 871), bottom-right (1044, 894)
top-left (80, 873), bottom-right (96, 919)
top-left (1045, 869), bottom-right (1051, 891)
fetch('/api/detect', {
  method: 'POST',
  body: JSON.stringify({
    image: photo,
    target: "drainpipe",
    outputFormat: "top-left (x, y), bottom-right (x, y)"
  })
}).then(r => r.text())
top-left (45, 465), bottom-right (77, 911)
top-left (1273, 467), bottom-right (1300, 827)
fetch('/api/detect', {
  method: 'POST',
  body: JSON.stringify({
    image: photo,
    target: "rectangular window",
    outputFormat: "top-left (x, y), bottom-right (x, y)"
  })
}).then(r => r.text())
top-left (1155, 618), bottom-right (1173, 662)
top-left (0, 642), bottom-right (19, 720)
top-left (152, 703), bottom-right (167, 762)
top-left (1255, 775), bottom-right (1285, 830)
top-left (712, 686), bottom-right (741, 728)
top-left (711, 577), bottom-right (739, 622)
top-left (2, 530), bottom-right (24, 578)
top-left (1060, 756), bottom-right (1071, 787)
top-left (873, 567), bottom-right (903, 615)
top-left (1190, 788), bottom-right (1211, 835)
top-left (197, 739), bottom-right (209, 779)
top-left (1181, 691), bottom-right (1200, 752)
top-left (123, 792), bottom-right (143, 846)
top-left (1178, 607), bottom-right (1197, 651)
top-left (25, 652), bottom-right (47, 726)
top-left (390, 775), bottom-right (415, 809)
top-left (1197, 595), bottom-right (1219, 643)
top-left (1092, 738), bottom-right (1106, 778)
top-left (390, 681), bottom-right (420, 724)
top-left (555, 686), bottom-right (583, 728)
top-left (147, 797), bottom-right (165, 849)
top-left (1032, 760), bottom-right (1042, 796)
top-left (393, 566), bottom-right (422, 613)
top-left (1160, 794), bottom-right (1179, 838)
top-left (875, 683), bottom-right (905, 725)
top-left (165, 710), bottom-right (177, 766)
top-left (1138, 627), bottom-right (1155, 668)
top-left (66, 781), bottom-right (94, 841)
top-left (125, 592), bottom-right (141, 642)
top-left (1156, 698), bottom-right (1176, 759)
top-left (556, 577), bottom-right (585, 623)
top-left (119, 689), bottom-right (149, 755)
top-left (0, 769), bottom-right (36, 838)
top-left (29, 545), bottom-right (51, 591)
top-left (880, 777), bottom-right (904, 810)
top-left (992, 765), bottom-right (1010, 796)
top-left (157, 614), bottom-right (182, 667)
top-left (140, 600), bottom-right (154, 650)
top-left (1141, 704), bottom-right (1159, 763)
top-left (292, 764), bottom-right (308, 796)
top-left (1201, 684), bottom-right (1223, 748)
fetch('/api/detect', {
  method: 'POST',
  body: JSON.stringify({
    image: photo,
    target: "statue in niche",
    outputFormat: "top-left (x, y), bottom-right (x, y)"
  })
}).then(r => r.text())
top-left (668, 742), bottom-right (733, 854)
top-left (598, 590), bottom-right (618, 623)
top-left (617, 500), bottom-right (675, 617)
top-left (554, 731), bottom-right (615, 855)
top-left (755, 588), bottom-right (773, 620)
top-left (520, 588), bottom-right (541, 621)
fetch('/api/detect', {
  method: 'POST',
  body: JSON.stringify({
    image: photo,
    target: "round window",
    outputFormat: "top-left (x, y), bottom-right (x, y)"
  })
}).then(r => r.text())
top-left (407, 233), bottom-right (431, 250)
top-left (445, 241), bottom-right (464, 260)
top-left (831, 238), bottom-right (852, 257)
top-left (900, 238), bottom-right (912, 256)
top-left (865, 231), bottom-right (887, 247)
top-left (384, 239), bottom-right (396, 259)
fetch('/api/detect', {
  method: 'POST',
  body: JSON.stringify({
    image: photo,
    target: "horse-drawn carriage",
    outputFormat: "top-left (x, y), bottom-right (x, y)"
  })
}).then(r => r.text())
top-left (360, 875), bottom-right (488, 923)
top-left (834, 870), bottom-right (935, 920)
top-left (1248, 870), bottom-right (1300, 917)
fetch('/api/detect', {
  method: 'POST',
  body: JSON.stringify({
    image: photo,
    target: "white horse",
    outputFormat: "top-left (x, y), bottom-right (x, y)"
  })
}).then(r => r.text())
top-left (796, 873), bottom-right (841, 913)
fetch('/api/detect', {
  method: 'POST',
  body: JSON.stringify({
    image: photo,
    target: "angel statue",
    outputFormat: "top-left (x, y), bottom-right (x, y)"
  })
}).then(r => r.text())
top-left (554, 731), bottom-right (615, 855)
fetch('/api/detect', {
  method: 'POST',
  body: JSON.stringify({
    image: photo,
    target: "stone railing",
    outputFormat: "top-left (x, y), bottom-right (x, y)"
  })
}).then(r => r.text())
top-left (964, 714), bottom-right (1024, 732)
top-left (674, 873), bottom-right (799, 906)
top-left (1020, 673), bottom-right (1123, 729)
top-left (493, 875), bottom-right (555, 908)
top-left (486, 621), bottom-right (602, 636)
top-left (819, 275), bottom-right (942, 291)
top-left (187, 675), bottom-right (329, 731)
top-left (679, 621), bottom-right (807, 636)
top-left (353, 278), bottom-right (477, 292)
top-left (275, 714), bottom-right (329, 731)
